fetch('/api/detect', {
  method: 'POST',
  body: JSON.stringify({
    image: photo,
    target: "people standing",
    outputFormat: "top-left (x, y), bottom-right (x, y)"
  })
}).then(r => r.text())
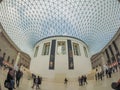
top-left (108, 67), bottom-right (112, 78)
top-left (81, 76), bottom-right (84, 86)
top-left (16, 69), bottom-right (23, 87)
top-left (6, 68), bottom-right (15, 90)
top-left (83, 75), bottom-right (88, 85)
top-left (99, 71), bottom-right (103, 80)
top-left (105, 68), bottom-right (109, 78)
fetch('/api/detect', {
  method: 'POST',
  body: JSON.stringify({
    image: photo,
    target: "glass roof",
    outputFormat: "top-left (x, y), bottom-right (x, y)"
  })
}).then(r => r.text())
top-left (0, 0), bottom-right (120, 56)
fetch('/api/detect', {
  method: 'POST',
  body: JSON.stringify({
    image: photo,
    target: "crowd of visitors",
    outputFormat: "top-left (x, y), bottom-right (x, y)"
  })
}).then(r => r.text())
top-left (0, 54), bottom-right (120, 90)
top-left (4, 67), bottom-right (23, 90)
top-left (95, 63), bottom-right (120, 82)
top-left (94, 55), bottom-right (120, 90)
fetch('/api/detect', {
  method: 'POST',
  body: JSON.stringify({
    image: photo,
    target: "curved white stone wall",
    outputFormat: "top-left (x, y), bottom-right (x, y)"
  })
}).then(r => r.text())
top-left (30, 36), bottom-right (91, 79)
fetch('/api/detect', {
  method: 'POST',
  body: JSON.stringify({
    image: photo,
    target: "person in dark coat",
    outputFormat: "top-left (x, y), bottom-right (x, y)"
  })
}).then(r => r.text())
top-left (80, 76), bottom-right (84, 86)
top-left (16, 69), bottom-right (23, 87)
top-left (32, 75), bottom-right (37, 89)
top-left (36, 76), bottom-right (42, 89)
top-left (6, 68), bottom-right (14, 90)
top-left (108, 67), bottom-right (112, 78)
top-left (83, 75), bottom-right (88, 85)
top-left (111, 78), bottom-right (120, 90)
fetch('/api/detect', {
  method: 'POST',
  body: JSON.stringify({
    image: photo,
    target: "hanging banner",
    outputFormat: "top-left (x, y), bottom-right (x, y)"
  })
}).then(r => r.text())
top-left (67, 40), bottom-right (74, 69)
top-left (49, 40), bottom-right (56, 70)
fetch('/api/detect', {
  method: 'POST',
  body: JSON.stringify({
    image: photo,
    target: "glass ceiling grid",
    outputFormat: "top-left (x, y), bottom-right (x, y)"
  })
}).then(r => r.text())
top-left (0, 0), bottom-right (120, 56)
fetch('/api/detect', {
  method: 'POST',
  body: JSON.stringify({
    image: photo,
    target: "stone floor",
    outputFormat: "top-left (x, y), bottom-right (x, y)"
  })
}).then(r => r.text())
top-left (0, 69), bottom-right (119, 90)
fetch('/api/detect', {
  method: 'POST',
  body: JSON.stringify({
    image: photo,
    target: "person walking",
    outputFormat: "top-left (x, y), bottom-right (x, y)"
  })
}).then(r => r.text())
top-left (36, 76), bottom-right (41, 89)
top-left (32, 75), bottom-right (38, 89)
top-left (64, 78), bottom-right (68, 84)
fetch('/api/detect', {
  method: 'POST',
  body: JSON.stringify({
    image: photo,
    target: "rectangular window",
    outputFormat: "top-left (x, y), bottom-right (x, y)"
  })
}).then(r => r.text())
top-left (34, 46), bottom-right (39, 57)
top-left (57, 41), bottom-right (66, 55)
top-left (73, 43), bottom-right (80, 56)
top-left (42, 42), bottom-right (50, 55)
top-left (83, 47), bottom-right (88, 57)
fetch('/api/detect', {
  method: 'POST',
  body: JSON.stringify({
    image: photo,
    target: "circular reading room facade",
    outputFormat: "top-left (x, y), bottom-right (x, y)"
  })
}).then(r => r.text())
top-left (30, 36), bottom-right (91, 79)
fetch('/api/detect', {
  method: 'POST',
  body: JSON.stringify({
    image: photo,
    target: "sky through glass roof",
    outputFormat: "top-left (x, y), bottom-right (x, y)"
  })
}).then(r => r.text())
top-left (0, 0), bottom-right (120, 56)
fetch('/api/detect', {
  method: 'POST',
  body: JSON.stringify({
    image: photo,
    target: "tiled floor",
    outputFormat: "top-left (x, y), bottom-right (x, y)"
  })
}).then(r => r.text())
top-left (0, 69), bottom-right (119, 90)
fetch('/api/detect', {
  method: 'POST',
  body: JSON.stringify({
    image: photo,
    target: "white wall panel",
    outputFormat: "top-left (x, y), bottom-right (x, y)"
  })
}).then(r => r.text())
top-left (30, 36), bottom-right (91, 79)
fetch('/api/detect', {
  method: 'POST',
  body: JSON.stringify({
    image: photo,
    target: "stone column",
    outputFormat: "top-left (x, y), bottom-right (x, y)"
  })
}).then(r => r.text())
top-left (105, 49), bottom-right (111, 64)
top-left (0, 28), bottom-right (2, 57)
top-left (14, 52), bottom-right (20, 71)
top-left (109, 45), bottom-right (115, 63)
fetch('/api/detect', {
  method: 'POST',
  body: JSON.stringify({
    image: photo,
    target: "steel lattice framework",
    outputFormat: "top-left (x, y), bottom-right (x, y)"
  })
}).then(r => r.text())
top-left (0, 0), bottom-right (120, 56)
